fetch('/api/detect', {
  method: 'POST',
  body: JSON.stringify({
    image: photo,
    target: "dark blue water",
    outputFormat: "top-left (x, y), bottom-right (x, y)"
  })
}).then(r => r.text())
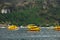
top-left (0, 28), bottom-right (60, 40)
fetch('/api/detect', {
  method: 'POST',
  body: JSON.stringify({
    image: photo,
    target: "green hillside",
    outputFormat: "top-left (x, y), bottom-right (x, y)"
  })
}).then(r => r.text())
top-left (0, 0), bottom-right (60, 26)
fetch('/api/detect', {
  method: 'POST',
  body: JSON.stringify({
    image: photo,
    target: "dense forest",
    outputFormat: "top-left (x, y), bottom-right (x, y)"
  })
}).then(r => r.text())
top-left (0, 0), bottom-right (60, 26)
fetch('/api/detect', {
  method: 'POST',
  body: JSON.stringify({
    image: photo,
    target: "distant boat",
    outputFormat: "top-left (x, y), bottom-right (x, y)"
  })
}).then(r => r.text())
top-left (0, 27), bottom-right (6, 28)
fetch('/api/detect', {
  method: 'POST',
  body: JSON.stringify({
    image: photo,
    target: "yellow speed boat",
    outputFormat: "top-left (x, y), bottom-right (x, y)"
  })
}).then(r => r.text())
top-left (7, 25), bottom-right (19, 30)
top-left (27, 24), bottom-right (40, 31)
top-left (54, 26), bottom-right (60, 31)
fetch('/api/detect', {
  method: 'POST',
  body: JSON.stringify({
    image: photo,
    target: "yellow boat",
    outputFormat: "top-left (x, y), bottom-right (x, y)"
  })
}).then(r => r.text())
top-left (54, 26), bottom-right (60, 31)
top-left (27, 24), bottom-right (40, 31)
top-left (7, 25), bottom-right (19, 30)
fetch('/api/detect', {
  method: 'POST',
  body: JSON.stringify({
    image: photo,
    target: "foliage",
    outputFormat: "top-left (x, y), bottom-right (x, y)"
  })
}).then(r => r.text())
top-left (0, 0), bottom-right (60, 26)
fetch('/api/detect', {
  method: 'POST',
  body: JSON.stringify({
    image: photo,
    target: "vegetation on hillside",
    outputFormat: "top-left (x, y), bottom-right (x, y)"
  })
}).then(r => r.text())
top-left (0, 0), bottom-right (60, 26)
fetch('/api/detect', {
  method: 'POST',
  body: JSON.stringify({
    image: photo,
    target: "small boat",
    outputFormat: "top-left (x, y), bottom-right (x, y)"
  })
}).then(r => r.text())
top-left (54, 26), bottom-right (60, 31)
top-left (27, 24), bottom-right (40, 31)
top-left (7, 25), bottom-right (19, 30)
